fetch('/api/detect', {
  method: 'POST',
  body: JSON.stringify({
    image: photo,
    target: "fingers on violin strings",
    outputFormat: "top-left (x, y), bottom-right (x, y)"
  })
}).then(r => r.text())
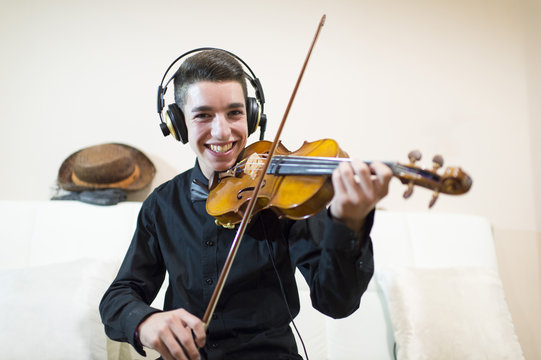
top-left (352, 159), bottom-right (378, 203)
top-left (332, 162), bottom-right (351, 196)
top-left (368, 161), bottom-right (392, 199)
top-left (334, 161), bottom-right (371, 202)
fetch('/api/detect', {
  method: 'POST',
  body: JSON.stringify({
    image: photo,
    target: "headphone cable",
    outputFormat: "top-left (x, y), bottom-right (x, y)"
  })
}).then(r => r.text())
top-left (261, 217), bottom-right (310, 360)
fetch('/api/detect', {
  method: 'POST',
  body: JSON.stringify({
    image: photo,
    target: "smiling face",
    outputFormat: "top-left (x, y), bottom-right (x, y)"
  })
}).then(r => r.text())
top-left (183, 80), bottom-right (248, 179)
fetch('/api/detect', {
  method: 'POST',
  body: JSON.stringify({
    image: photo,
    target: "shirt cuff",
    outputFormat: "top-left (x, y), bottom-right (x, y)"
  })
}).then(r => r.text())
top-left (321, 208), bottom-right (375, 252)
top-left (124, 304), bottom-right (162, 356)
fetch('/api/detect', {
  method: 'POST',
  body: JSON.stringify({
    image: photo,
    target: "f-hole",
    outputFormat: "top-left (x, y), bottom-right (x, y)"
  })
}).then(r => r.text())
top-left (237, 179), bottom-right (267, 200)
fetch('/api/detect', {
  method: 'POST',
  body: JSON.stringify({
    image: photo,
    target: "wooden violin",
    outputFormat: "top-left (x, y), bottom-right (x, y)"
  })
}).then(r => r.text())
top-left (206, 138), bottom-right (472, 228)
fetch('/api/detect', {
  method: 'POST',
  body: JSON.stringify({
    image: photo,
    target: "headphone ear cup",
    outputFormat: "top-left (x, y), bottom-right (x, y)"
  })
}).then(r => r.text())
top-left (166, 104), bottom-right (188, 144)
top-left (245, 97), bottom-right (260, 136)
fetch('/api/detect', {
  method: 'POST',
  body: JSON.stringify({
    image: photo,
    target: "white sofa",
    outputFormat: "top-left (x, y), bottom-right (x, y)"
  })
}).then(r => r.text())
top-left (0, 200), bottom-right (524, 359)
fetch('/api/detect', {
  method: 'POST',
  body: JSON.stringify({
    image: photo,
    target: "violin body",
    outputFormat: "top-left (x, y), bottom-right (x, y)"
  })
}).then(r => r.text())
top-left (207, 139), bottom-right (348, 228)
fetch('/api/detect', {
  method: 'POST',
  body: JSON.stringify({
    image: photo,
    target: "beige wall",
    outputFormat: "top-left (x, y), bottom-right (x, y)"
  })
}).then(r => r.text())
top-left (525, 0), bottom-right (541, 234)
top-left (1, 0), bottom-right (539, 358)
top-left (522, 0), bottom-right (541, 357)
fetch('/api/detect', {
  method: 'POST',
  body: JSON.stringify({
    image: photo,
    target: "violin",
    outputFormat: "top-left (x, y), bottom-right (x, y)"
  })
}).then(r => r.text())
top-left (206, 138), bottom-right (472, 228)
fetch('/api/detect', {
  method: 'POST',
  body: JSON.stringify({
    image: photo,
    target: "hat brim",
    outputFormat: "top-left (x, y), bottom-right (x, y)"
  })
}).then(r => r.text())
top-left (57, 143), bottom-right (156, 192)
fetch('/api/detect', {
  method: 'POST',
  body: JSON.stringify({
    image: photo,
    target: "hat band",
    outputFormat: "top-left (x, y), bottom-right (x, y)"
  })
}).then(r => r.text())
top-left (71, 165), bottom-right (141, 189)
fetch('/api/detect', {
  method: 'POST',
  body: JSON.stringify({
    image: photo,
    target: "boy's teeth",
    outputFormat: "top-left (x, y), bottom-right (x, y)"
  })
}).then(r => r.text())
top-left (210, 143), bottom-right (233, 153)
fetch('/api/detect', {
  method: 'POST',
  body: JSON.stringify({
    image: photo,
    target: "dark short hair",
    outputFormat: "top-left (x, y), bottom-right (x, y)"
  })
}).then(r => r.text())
top-left (173, 50), bottom-right (248, 110)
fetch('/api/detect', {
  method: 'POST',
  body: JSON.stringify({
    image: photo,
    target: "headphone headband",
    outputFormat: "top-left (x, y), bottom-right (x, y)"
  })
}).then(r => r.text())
top-left (156, 48), bottom-right (267, 142)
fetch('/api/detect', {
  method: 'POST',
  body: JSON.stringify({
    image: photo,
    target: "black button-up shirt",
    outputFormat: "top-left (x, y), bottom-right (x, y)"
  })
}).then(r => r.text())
top-left (100, 161), bottom-right (375, 359)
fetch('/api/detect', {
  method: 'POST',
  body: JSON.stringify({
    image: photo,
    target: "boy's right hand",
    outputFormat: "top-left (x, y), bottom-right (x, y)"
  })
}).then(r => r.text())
top-left (137, 308), bottom-right (206, 360)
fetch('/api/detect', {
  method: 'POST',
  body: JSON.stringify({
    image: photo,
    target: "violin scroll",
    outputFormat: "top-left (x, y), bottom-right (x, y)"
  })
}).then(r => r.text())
top-left (392, 150), bottom-right (472, 208)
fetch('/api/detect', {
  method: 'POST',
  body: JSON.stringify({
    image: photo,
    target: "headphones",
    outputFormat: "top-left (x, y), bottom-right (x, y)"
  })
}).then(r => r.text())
top-left (156, 47), bottom-right (267, 144)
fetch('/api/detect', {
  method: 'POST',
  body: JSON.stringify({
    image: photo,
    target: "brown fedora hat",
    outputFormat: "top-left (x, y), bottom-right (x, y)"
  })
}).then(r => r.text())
top-left (57, 143), bottom-right (156, 192)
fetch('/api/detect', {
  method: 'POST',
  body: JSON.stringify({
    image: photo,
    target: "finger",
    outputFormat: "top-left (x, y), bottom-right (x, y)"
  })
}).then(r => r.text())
top-left (158, 330), bottom-right (189, 360)
top-left (177, 309), bottom-right (206, 349)
top-left (368, 162), bottom-right (392, 199)
top-left (151, 338), bottom-right (173, 360)
top-left (349, 160), bottom-right (376, 203)
top-left (332, 162), bottom-right (349, 196)
top-left (156, 346), bottom-right (177, 360)
top-left (169, 326), bottom-right (200, 359)
top-left (171, 324), bottom-right (200, 359)
top-left (336, 161), bottom-right (363, 194)
top-left (167, 311), bottom-right (201, 359)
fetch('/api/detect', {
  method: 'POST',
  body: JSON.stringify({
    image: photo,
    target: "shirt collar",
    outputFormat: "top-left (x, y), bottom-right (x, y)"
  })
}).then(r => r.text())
top-left (190, 160), bottom-right (209, 202)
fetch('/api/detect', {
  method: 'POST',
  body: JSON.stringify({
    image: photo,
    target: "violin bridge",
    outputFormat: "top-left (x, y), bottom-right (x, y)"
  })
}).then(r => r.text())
top-left (245, 153), bottom-right (264, 180)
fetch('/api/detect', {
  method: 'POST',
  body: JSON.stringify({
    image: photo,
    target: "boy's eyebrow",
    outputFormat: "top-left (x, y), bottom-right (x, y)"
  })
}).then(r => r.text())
top-left (191, 103), bottom-right (245, 113)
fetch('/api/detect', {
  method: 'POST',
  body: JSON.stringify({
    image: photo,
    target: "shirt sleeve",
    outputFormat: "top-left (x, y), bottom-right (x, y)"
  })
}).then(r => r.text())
top-left (287, 208), bottom-right (375, 319)
top-left (99, 195), bottom-right (165, 356)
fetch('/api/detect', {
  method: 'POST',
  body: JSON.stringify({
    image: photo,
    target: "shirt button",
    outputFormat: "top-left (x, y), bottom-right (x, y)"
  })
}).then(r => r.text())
top-left (210, 343), bottom-right (219, 349)
top-left (205, 240), bottom-right (215, 247)
top-left (206, 278), bottom-right (213, 285)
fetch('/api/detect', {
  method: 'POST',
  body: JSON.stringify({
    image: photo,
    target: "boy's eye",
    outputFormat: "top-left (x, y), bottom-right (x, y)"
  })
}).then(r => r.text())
top-left (229, 110), bottom-right (244, 117)
top-left (194, 113), bottom-right (211, 120)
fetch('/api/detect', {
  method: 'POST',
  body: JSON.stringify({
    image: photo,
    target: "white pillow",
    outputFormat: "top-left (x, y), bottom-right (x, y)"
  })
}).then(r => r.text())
top-left (0, 258), bottom-right (119, 360)
top-left (376, 267), bottom-right (524, 360)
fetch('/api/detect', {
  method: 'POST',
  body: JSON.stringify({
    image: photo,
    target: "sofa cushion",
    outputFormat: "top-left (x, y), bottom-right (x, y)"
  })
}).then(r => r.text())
top-left (0, 200), bottom-right (39, 270)
top-left (325, 282), bottom-right (395, 360)
top-left (405, 213), bottom-right (498, 268)
top-left (0, 258), bottom-right (119, 360)
top-left (376, 267), bottom-right (524, 360)
top-left (28, 201), bottom-right (141, 266)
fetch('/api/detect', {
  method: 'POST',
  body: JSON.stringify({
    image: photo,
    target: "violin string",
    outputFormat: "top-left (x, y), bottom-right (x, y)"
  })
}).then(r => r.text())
top-left (235, 156), bottom-right (405, 179)
top-left (236, 155), bottom-right (349, 173)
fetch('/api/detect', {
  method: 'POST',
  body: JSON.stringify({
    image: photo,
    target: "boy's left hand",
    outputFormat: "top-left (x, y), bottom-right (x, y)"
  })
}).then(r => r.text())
top-left (329, 159), bottom-right (392, 232)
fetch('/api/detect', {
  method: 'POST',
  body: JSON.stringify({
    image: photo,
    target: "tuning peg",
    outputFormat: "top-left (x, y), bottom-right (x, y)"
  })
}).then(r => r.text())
top-left (408, 150), bottom-right (422, 165)
top-left (432, 154), bottom-right (444, 170)
top-left (403, 182), bottom-right (414, 199)
top-left (429, 191), bottom-right (439, 208)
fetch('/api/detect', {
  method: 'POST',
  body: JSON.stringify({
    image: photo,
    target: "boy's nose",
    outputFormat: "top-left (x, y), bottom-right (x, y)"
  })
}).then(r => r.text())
top-left (211, 114), bottom-right (231, 139)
